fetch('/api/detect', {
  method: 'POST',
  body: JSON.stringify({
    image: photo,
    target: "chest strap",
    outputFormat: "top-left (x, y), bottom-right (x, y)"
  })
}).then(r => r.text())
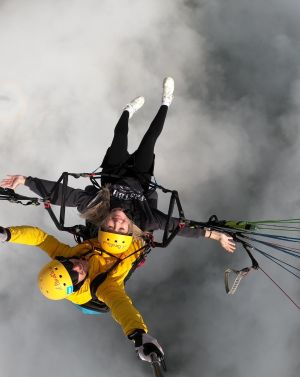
top-left (79, 242), bottom-right (149, 312)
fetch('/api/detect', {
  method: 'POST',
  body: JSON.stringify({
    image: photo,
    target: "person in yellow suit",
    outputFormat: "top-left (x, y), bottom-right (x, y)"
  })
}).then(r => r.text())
top-left (0, 222), bottom-right (163, 363)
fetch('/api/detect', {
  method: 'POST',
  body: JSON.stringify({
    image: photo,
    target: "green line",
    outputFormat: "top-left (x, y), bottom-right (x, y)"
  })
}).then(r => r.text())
top-left (256, 226), bottom-right (300, 232)
top-left (250, 219), bottom-right (300, 225)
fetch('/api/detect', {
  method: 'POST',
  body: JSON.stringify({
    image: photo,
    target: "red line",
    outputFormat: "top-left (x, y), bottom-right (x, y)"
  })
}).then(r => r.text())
top-left (259, 267), bottom-right (300, 311)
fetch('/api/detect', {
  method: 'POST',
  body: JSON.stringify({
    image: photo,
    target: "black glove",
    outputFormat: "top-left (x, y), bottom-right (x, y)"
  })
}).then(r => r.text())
top-left (0, 227), bottom-right (9, 242)
top-left (129, 330), bottom-right (164, 363)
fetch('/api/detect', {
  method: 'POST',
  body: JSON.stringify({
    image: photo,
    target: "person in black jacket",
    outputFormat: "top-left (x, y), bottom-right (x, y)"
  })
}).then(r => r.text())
top-left (0, 77), bottom-right (235, 253)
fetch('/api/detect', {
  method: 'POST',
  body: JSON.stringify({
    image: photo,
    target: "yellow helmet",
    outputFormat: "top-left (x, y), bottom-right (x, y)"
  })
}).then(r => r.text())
top-left (38, 259), bottom-right (74, 300)
top-left (98, 230), bottom-right (133, 254)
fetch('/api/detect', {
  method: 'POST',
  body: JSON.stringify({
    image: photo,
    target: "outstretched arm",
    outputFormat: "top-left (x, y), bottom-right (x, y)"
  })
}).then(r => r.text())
top-left (0, 225), bottom-right (76, 259)
top-left (97, 279), bottom-right (148, 336)
top-left (98, 277), bottom-right (165, 363)
top-left (204, 228), bottom-right (236, 253)
top-left (152, 209), bottom-right (236, 253)
top-left (0, 175), bottom-right (26, 190)
top-left (25, 176), bottom-right (95, 211)
top-left (0, 175), bottom-right (96, 212)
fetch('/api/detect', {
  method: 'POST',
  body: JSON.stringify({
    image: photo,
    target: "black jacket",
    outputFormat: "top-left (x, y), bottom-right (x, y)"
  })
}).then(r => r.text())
top-left (25, 176), bottom-right (205, 238)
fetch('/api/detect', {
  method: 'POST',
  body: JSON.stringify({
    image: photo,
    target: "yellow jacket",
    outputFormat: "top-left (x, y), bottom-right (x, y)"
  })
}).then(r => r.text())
top-left (8, 226), bottom-right (148, 336)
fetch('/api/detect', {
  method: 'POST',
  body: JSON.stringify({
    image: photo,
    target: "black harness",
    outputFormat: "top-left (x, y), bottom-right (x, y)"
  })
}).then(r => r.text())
top-left (1, 172), bottom-right (261, 303)
top-left (74, 241), bottom-right (151, 313)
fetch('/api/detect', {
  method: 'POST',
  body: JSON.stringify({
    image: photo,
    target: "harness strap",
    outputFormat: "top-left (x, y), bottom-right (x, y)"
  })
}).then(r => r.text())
top-left (89, 243), bottom-right (151, 299)
top-left (78, 299), bottom-right (110, 313)
top-left (224, 267), bottom-right (252, 294)
top-left (81, 250), bottom-right (139, 313)
top-left (223, 238), bottom-right (260, 294)
top-left (0, 188), bottom-right (40, 206)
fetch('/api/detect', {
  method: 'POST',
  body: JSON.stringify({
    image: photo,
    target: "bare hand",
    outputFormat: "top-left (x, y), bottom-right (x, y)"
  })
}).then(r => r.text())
top-left (0, 175), bottom-right (26, 190)
top-left (219, 233), bottom-right (236, 253)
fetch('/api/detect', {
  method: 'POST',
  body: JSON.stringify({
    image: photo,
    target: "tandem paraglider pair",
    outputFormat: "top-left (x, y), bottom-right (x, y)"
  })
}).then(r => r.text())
top-left (0, 77), bottom-right (236, 370)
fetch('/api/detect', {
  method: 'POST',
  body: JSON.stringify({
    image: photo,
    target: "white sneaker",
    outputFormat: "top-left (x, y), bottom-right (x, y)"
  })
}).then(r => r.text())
top-left (123, 96), bottom-right (145, 118)
top-left (162, 77), bottom-right (175, 106)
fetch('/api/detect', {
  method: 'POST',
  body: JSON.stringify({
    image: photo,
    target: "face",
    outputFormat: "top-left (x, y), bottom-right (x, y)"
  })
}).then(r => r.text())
top-left (69, 258), bottom-right (89, 284)
top-left (103, 209), bottom-right (131, 234)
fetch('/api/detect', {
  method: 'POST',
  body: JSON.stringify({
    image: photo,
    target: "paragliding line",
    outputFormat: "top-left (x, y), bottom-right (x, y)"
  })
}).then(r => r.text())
top-left (259, 266), bottom-right (300, 311)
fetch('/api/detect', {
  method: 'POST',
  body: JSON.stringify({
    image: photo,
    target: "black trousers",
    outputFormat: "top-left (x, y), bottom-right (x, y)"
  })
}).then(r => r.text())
top-left (101, 105), bottom-right (168, 183)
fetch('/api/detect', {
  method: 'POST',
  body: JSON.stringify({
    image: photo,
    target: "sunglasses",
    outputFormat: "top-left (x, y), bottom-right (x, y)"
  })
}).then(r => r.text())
top-left (55, 256), bottom-right (80, 285)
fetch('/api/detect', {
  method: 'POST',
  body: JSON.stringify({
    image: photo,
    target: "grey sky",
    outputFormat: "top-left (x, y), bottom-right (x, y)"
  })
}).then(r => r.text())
top-left (0, 0), bottom-right (299, 376)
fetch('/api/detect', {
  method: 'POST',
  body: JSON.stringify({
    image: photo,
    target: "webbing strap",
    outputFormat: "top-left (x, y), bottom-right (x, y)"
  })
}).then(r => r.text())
top-left (89, 243), bottom-right (151, 298)
top-left (0, 188), bottom-right (41, 206)
top-left (224, 267), bottom-right (252, 294)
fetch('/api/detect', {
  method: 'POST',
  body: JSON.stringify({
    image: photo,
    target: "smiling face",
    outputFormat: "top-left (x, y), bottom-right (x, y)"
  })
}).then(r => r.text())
top-left (103, 208), bottom-right (132, 234)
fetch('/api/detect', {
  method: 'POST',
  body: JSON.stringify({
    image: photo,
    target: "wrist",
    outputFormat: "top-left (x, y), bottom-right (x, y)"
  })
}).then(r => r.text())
top-left (20, 176), bottom-right (26, 185)
top-left (205, 229), bottom-right (221, 241)
top-left (128, 329), bottom-right (146, 346)
top-left (204, 228), bottom-right (212, 238)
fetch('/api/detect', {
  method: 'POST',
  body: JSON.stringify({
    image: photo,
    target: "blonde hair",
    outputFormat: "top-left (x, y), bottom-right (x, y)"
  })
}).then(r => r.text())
top-left (80, 186), bottom-right (111, 227)
top-left (80, 185), bottom-right (145, 241)
top-left (131, 223), bottom-right (145, 240)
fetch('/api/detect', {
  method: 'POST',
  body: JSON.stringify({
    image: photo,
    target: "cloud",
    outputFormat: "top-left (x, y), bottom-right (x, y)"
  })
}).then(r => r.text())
top-left (0, 0), bottom-right (299, 376)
